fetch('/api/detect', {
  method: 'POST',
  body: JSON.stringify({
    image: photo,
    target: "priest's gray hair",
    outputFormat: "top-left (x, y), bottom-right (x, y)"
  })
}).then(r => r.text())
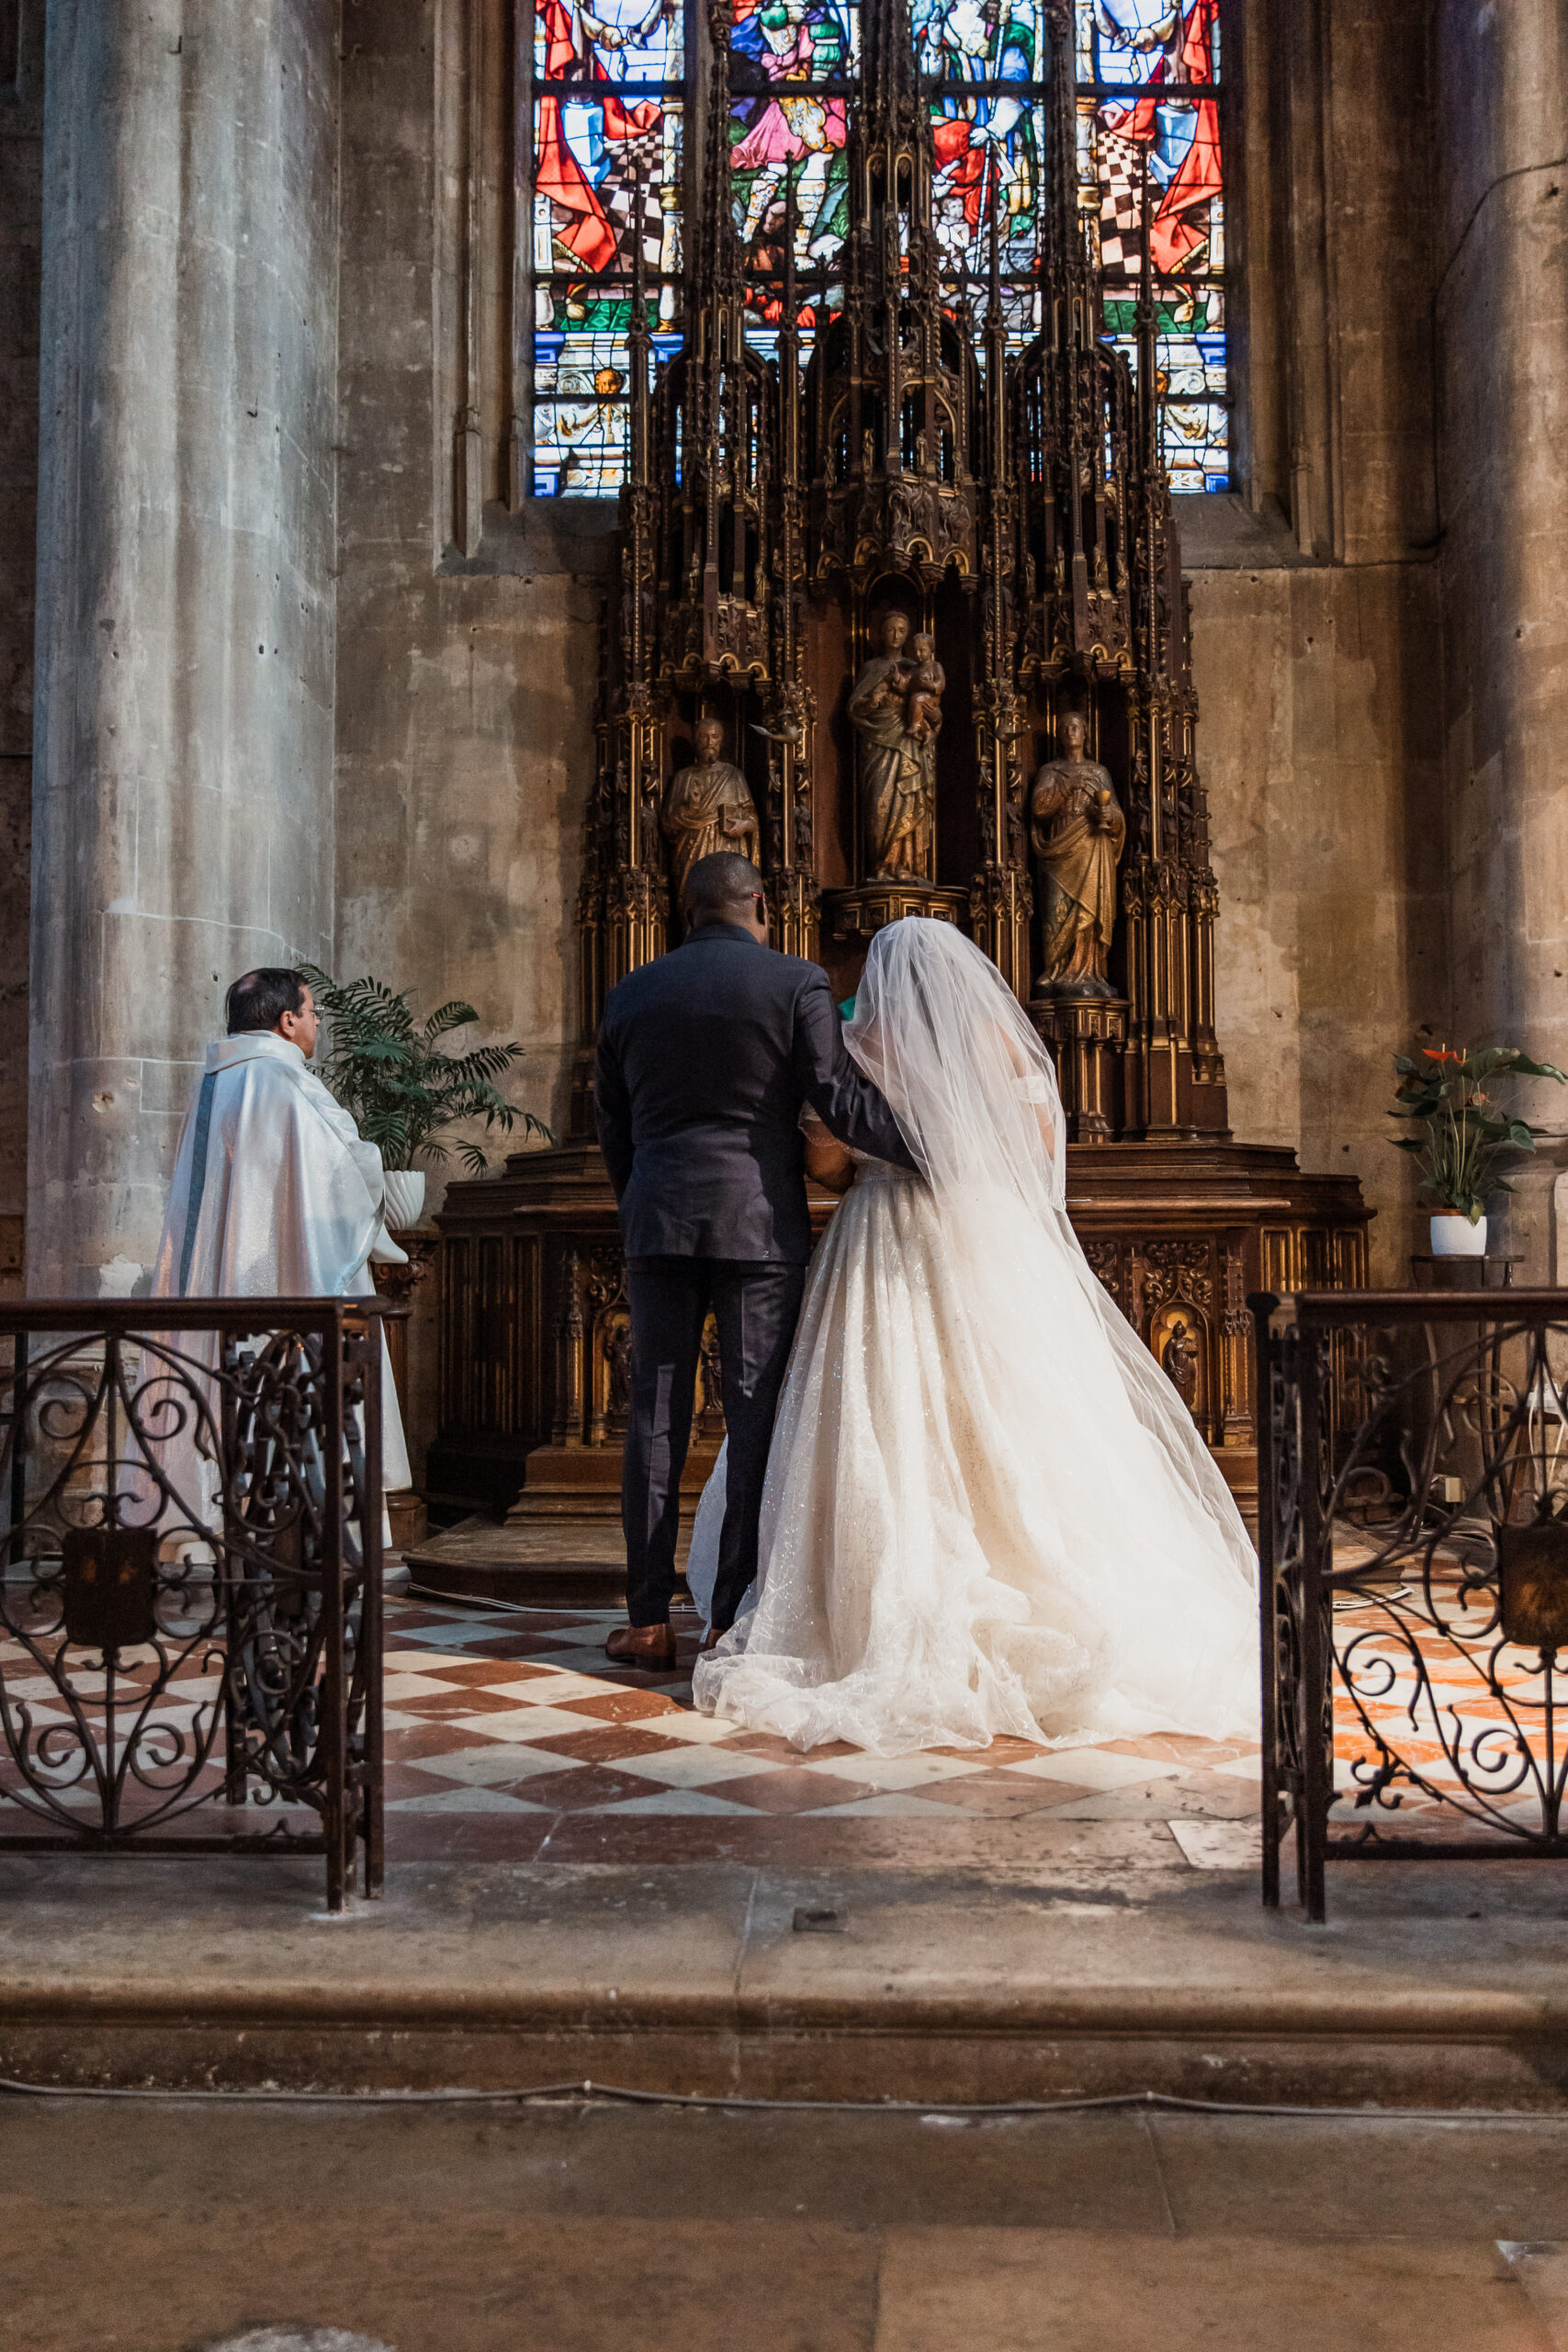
top-left (684, 853), bottom-right (762, 924)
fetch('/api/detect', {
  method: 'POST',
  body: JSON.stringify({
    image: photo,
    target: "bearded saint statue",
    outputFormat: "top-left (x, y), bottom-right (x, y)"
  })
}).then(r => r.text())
top-left (1030, 710), bottom-right (1126, 998)
top-left (661, 718), bottom-right (761, 906)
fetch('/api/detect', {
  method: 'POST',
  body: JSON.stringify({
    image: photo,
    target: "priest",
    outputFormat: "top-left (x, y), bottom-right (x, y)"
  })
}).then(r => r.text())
top-left (148, 967), bottom-right (412, 1524)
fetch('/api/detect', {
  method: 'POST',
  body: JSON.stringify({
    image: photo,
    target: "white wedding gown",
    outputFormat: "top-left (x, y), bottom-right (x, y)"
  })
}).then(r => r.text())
top-left (689, 920), bottom-right (1258, 1758)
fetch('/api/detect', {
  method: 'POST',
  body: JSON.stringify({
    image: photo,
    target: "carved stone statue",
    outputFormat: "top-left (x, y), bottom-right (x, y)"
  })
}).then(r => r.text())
top-left (661, 718), bottom-right (760, 907)
top-left (847, 610), bottom-right (936, 882)
top-left (1161, 1317), bottom-right (1200, 1408)
top-left (604, 1318), bottom-right (632, 1418)
top-left (904, 632), bottom-right (945, 746)
top-left (1030, 710), bottom-right (1126, 997)
top-left (698, 1315), bottom-right (724, 1430)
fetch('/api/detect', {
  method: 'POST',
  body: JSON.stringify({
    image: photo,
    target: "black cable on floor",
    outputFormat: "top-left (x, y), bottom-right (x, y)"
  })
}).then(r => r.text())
top-left (400, 1583), bottom-right (699, 1620)
top-left (1, 2075), bottom-right (1563, 2124)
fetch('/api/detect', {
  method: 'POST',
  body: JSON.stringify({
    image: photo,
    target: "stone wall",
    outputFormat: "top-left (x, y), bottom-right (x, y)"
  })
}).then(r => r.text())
top-left (1192, 558), bottom-right (1445, 1286)
top-left (1180, 0), bottom-right (1448, 1288)
top-left (13, 0), bottom-right (1561, 1351)
top-left (1432, 0), bottom-right (1568, 1279)
top-left (0, 2), bottom-right (40, 1295)
top-left (333, 1), bottom-right (598, 1472)
top-left (28, 0), bottom-right (343, 1296)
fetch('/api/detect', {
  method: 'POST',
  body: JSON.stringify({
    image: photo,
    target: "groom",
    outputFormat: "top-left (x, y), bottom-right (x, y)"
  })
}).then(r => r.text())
top-left (595, 853), bottom-right (914, 1667)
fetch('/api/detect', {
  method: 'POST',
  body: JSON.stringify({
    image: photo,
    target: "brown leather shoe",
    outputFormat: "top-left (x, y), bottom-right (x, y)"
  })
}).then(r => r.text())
top-left (698, 1624), bottom-right (726, 1656)
top-left (605, 1622), bottom-right (677, 1669)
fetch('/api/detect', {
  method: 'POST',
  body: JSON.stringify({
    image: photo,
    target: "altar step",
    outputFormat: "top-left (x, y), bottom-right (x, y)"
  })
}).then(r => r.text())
top-left (3, 1852), bottom-right (1567, 2109)
top-left (407, 1436), bottom-right (719, 1604)
top-left (410, 1429), bottom-right (1258, 1605)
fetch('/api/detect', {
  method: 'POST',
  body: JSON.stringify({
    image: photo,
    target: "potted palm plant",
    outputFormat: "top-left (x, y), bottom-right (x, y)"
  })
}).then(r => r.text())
top-left (302, 967), bottom-right (551, 1228)
top-left (1391, 1043), bottom-right (1567, 1256)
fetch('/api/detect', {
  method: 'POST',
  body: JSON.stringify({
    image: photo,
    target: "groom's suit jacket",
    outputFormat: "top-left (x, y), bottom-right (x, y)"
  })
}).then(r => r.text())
top-left (594, 922), bottom-right (915, 1262)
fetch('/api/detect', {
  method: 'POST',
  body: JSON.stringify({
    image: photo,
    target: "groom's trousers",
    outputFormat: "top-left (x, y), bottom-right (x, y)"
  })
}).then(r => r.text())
top-left (623, 1255), bottom-right (807, 1632)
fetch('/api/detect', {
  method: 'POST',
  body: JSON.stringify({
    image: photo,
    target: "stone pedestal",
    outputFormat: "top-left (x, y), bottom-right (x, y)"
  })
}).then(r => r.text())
top-left (1030, 996), bottom-right (1130, 1142)
top-left (823, 882), bottom-right (971, 943)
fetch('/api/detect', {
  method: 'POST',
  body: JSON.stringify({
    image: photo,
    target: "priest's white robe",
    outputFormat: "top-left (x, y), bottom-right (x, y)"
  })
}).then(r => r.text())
top-left (147, 1031), bottom-right (412, 1526)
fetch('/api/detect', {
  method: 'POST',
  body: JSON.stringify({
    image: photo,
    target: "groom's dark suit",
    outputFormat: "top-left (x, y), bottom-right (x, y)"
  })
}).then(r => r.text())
top-left (595, 922), bottom-right (914, 1631)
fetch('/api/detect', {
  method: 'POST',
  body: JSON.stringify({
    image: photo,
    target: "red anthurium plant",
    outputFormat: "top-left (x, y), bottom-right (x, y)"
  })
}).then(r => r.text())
top-left (1391, 1044), bottom-right (1568, 1224)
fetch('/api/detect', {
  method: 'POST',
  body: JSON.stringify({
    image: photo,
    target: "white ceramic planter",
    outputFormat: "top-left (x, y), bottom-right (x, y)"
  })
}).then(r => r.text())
top-left (1429, 1211), bottom-right (1487, 1258)
top-left (381, 1168), bottom-right (427, 1232)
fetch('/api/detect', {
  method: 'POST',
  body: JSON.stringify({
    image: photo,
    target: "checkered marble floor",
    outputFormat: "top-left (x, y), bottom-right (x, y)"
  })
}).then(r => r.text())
top-left (2, 1565), bottom-right (1551, 1866)
top-left (378, 1594), bottom-right (1266, 1865)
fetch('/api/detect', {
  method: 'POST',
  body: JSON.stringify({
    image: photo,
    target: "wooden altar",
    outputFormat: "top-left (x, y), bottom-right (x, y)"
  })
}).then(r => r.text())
top-left (421, 0), bottom-right (1368, 1572)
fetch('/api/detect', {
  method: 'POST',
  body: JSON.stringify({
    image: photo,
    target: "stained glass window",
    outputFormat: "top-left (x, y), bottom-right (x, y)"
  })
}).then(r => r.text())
top-left (525, 0), bottom-right (1230, 496)
top-left (528, 0), bottom-right (686, 495)
top-left (1075, 0), bottom-right (1228, 492)
top-left (729, 0), bottom-right (858, 365)
top-left (729, 0), bottom-right (1055, 364)
top-left (919, 0), bottom-right (1048, 309)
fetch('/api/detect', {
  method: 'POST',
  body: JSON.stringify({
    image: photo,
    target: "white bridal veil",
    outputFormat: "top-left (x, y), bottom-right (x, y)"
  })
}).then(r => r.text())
top-left (844, 917), bottom-right (1256, 1595)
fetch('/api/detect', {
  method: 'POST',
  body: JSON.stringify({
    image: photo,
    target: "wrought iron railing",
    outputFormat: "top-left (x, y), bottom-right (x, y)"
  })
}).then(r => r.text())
top-left (1253, 1287), bottom-right (1568, 1921)
top-left (0, 1299), bottom-right (386, 1910)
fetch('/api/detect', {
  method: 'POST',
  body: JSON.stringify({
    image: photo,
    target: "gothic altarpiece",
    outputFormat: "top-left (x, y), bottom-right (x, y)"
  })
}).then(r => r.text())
top-left (429, 0), bottom-right (1366, 1560)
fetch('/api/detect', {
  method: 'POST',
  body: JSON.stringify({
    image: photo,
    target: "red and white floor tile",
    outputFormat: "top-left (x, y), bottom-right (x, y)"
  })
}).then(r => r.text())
top-left (0, 1568), bottom-right (1551, 1863)
top-left (376, 1594), bottom-right (1264, 1865)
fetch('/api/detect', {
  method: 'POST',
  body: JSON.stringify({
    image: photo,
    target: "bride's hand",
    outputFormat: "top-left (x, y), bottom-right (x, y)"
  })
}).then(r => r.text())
top-left (802, 1110), bottom-right (857, 1193)
top-left (805, 1128), bottom-right (857, 1193)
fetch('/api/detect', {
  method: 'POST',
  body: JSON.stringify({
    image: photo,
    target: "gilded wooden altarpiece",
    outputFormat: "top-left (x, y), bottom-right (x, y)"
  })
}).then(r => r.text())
top-left (429, 0), bottom-right (1366, 1553)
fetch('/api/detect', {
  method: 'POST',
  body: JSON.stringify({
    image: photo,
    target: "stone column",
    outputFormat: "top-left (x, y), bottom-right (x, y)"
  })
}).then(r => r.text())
top-left (1435, 0), bottom-right (1568, 1277)
top-left (0, 6), bottom-right (43, 1299)
top-left (28, 1), bottom-right (340, 1295)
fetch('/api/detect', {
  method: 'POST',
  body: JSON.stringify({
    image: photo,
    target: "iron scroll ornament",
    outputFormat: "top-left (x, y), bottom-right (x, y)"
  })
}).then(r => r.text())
top-left (0, 1298), bottom-right (385, 1911)
top-left (1253, 1288), bottom-right (1568, 1923)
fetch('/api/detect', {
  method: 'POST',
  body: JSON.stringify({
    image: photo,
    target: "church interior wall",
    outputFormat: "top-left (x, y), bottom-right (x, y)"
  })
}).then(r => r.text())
top-left (6, 0), bottom-right (1564, 1334)
top-left (0, 1), bottom-right (40, 1299)
top-left (339, 0), bottom-right (1455, 1307)
top-left (333, 0), bottom-right (595, 1476)
top-left (1178, 0), bottom-right (1450, 1288)
top-left (26, 0), bottom-right (344, 1297)
top-left (1431, 0), bottom-right (1568, 1281)
top-left (1192, 559), bottom-right (1445, 1286)
top-left (319, 0), bottom-right (1472, 1334)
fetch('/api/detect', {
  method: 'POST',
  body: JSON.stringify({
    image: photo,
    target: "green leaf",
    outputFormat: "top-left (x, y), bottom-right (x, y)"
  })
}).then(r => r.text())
top-left (423, 1001), bottom-right (482, 1042)
top-left (299, 968), bottom-right (546, 1173)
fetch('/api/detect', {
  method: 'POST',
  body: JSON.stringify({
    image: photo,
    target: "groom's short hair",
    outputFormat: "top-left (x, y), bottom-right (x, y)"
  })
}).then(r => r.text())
top-left (684, 854), bottom-right (762, 925)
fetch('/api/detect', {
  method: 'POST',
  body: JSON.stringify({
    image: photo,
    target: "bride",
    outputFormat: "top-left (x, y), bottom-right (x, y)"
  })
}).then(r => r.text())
top-left (689, 917), bottom-right (1258, 1757)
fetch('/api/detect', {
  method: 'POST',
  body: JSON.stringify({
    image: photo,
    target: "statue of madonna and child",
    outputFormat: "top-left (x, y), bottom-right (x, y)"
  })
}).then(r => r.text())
top-left (847, 610), bottom-right (944, 882)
